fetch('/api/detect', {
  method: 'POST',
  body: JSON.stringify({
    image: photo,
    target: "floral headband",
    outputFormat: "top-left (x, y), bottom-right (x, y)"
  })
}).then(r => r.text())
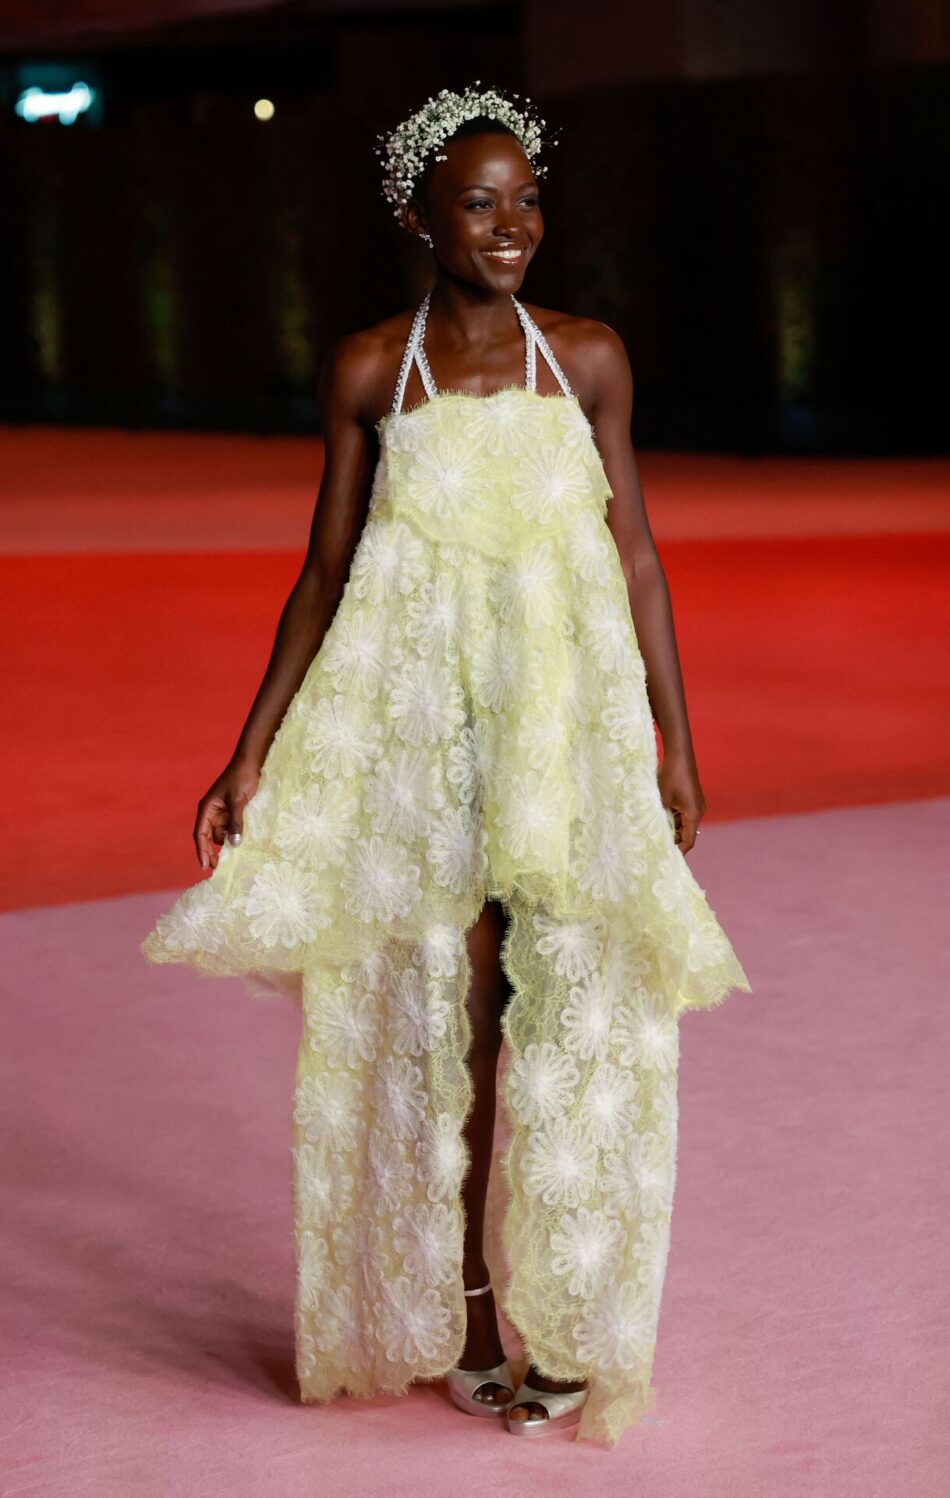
top-left (374, 81), bottom-right (557, 231)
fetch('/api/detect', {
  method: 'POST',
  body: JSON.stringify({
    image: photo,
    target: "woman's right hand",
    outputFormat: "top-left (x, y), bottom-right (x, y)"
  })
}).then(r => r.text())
top-left (193, 754), bottom-right (262, 871)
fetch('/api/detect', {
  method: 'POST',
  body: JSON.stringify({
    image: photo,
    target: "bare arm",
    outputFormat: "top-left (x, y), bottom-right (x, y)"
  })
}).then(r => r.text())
top-left (195, 331), bottom-right (378, 869)
top-left (585, 323), bottom-right (706, 853)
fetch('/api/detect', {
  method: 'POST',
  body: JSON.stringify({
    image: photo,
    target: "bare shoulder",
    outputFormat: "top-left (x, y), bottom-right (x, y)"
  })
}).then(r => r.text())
top-left (320, 306), bottom-right (417, 428)
top-left (521, 303), bottom-right (631, 404)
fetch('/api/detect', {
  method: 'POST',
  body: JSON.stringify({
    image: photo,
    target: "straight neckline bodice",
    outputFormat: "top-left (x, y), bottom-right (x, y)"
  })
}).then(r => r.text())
top-left (386, 292), bottom-right (574, 425)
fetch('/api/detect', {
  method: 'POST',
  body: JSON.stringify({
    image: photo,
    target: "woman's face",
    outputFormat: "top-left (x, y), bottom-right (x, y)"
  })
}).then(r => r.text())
top-left (407, 132), bottom-right (544, 290)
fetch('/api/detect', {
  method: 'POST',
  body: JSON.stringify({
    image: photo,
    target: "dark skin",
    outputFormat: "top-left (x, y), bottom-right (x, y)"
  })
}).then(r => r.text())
top-left (193, 131), bottom-right (705, 1422)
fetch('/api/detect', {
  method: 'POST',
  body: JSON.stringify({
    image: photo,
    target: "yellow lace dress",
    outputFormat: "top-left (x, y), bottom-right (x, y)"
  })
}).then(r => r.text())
top-left (142, 292), bottom-right (751, 1446)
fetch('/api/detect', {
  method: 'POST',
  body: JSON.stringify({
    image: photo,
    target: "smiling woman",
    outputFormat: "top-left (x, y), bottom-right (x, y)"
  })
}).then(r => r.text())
top-left (405, 114), bottom-right (544, 309)
top-left (142, 81), bottom-right (752, 1448)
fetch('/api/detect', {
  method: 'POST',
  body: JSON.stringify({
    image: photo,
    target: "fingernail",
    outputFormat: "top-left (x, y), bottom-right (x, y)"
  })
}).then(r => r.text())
top-left (229, 832), bottom-right (242, 847)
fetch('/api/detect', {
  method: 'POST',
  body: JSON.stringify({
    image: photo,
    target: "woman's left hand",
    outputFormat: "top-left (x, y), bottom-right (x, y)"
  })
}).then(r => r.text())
top-left (657, 746), bottom-right (706, 855)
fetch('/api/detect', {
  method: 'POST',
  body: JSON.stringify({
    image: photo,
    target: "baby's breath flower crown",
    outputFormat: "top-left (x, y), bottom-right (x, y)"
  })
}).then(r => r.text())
top-left (375, 81), bottom-right (558, 231)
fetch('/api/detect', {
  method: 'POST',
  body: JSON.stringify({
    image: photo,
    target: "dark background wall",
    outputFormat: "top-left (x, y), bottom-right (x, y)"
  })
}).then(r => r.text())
top-left (1, 0), bottom-right (948, 452)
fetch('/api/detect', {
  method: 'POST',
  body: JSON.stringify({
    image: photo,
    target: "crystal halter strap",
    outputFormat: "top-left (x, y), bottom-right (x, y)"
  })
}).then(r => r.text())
top-left (390, 291), bottom-right (574, 416)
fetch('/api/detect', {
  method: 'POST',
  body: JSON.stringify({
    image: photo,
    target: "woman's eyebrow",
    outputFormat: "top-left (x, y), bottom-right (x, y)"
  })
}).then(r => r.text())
top-left (458, 180), bottom-right (539, 194)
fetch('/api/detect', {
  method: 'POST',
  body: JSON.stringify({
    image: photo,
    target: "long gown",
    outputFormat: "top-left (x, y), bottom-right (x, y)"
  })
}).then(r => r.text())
top-left (142, 291), bottom-right (752, 1446)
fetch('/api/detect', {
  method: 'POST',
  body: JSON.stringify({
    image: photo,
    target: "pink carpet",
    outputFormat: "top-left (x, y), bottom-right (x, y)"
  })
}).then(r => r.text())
top-left (2, 799), bottom-right (947, 1496)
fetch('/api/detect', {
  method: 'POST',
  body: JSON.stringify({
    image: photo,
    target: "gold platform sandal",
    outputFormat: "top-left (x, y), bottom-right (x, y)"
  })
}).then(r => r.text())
top-left (445, 1282), bottom-right (516, 1418)
top-left (506, 1375), bottom-right (590, 1436)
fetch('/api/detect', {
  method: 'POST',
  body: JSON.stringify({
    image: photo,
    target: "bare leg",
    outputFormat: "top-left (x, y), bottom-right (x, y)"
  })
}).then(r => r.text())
top-left (457, 898), bottom-right (512, 1405)
top-left (458, 899), bottom-right (587, 1421)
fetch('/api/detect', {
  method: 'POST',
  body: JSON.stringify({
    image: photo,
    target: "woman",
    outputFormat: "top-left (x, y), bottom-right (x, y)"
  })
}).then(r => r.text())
top-left (143, 83), bottom-right (751, 1446)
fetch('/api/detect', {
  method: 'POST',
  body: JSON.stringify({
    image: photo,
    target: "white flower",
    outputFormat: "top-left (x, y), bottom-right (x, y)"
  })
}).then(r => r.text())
top-left (650, 1073), bottom-right (679, 1128)
top-left (516, 698), bottom-right (569, 770)
top-left (561, 645), bottom-right (595, 725)
top-left (364, 744), bottom-right (444, 840)
top-left (411, 924), bottom-right (463, 979)
top-left (378, 1276), bottom-right (453, 1365)
top-left (300, 693), bottom-right (384, 778)
top-left (350, 518), bottom-right (426, 602)
top-left (305, 983), bottom-right (380, 1069)
top-left (564, 510), bottom-right (611, 584)
top-left (244, 862), bottom-right (330, 948)
top-left (312, 1281), bottom-right (372, 1371)
top-left (572, 809), bottom-right (646, 903)
top-left (293, 1072), bottom-right (362, 1153)
top-left (367, 1131), bottom-right (416, 1213)
top-left (292, 1142), bottom-right (354, 1229)
top-left (549, 1207), bottom-right (624, 1298)
top-left (487, 540), bottom-right (566, 629)
top-left (602, 932), bottom-right (652, 998)
top-left (406, 574), bottom-right (463, 664)
top-left (510, 444), bottom-right (589, 524)
top-left (602, 678), bottom-right (653, 749)
top-left (465, 388), bottom-right (547, 454)
top-left (469, 626), bottom-right (522, 714)
top-left (446, 718), bottom-right (495, 806)
top-left (418, 1111), bottom-right (468, 1202)
top-left (405, 437), bottom-right (484, 519)
top-left (578, 1063), bottom-right (639, 1148)
top-left (389, 964), bottom-right (450, 1056)
top-left (651, 856), bottom-right (688, 919)
top-left (600, 1132), bottom-right (675, 1222)
top-left (613, 989), bottom-right (679, 1076)
top-left (581, 593), bottom-right (635, 674)
top-left (634, 1217), bottom-right (672, 1298)
top-left (532, 913), bottom-right (605, 984)
top-left (393, 1202), bottom-right (462, 1288)
top-left (297, 1229), bottom-right (331, 1311)
top-left (521, 1115), bottom-right (596, 1208)
top-left (388, 656), bottom-right (465, 746)
top-left (376, 84), bottom-right (552, 231)
top-left (274, 779), bottom-right (359, 867)
top-left (572, 1280), bottom-right (657, 1370)
top-left (341, 833), bottom-right (422, 924)
top-left (374, 1056), bottom-right (428, 1139)
top-left (426, 803), bottom-right (488, 894)
top-left (321, 610), bottom-right (393, 699)
top-left (330, 1217), bottom-right (386, 1294)
top-left (241, 774), bottom-right (278, 836)
top-left (152, 884), bottom-right (234, 956)
top-left (686, 919), bottom-right (733, 973)
top-left (555, 398), bottom-right (591, 450)
top-left (494, 767), bottom-right (560, 861)
top-left (560, 973), bottom-right (615, 1061)
top-left (570, 732), bottom-right (622, 819)
top-left (508, 1041), bottom-right (579, 1127)
top-left (342, 946), bottom-right (395, 1001)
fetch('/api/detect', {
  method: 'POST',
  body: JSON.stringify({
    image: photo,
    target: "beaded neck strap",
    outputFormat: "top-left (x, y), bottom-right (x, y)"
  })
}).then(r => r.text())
top-left (390, 291), bottom-right (573, 415)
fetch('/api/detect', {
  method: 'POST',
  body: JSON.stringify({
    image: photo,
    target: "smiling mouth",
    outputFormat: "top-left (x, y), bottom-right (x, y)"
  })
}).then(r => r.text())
top-left (481, 247), bottom-right (525, 264)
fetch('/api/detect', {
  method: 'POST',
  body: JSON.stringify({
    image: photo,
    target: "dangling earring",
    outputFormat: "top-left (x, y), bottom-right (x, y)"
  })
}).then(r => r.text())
top-left (420, 231), bottom-right (433, 247)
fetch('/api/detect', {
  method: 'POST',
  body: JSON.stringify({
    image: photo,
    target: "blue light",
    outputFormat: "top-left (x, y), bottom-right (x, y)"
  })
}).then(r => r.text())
top-left (15, 83), bottom-right (95, 125)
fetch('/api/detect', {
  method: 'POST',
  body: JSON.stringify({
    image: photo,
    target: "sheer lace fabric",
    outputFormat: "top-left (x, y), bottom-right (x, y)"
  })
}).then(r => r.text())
top-left (143, 385), bottom-right (751, 1446)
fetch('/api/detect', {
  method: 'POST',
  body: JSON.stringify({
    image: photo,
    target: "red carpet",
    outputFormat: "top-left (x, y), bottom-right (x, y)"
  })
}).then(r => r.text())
top-left (1, 429), bottom-right (948, 910)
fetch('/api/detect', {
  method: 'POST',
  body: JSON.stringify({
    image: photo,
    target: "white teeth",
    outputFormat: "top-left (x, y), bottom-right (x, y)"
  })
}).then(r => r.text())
top-left (484, 249), bottom-right (522, 261)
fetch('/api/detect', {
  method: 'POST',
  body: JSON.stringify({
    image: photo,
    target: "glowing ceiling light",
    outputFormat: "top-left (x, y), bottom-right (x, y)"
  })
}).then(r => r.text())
top-left (254, 99), bottom-right (275, 122)
top-left (15, 82), bottom-right (95, 125)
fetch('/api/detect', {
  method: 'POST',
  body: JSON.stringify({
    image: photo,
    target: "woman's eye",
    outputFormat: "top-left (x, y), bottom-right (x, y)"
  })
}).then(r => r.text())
top-left (466, 199), bottom-right (492, 210)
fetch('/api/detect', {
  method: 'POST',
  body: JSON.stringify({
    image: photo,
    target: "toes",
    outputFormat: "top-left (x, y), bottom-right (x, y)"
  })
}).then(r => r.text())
top-left (509, 1401), bottom-right (548, 1422)
top-left (473, 1384), bottom-right (512, 1406)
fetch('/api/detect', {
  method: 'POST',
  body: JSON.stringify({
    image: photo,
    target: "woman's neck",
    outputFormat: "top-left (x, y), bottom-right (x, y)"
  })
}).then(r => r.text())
top-left (426, 276), bottom-right (519, 349)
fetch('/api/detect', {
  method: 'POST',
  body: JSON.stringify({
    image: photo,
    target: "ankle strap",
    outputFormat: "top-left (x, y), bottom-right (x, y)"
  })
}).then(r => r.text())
top-left (463, 1282), bottom-right (492, 1298)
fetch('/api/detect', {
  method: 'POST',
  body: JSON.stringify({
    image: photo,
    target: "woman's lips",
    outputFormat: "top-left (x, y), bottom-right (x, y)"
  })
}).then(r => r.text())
top-left (481, 247), bottom-right (524, 264)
